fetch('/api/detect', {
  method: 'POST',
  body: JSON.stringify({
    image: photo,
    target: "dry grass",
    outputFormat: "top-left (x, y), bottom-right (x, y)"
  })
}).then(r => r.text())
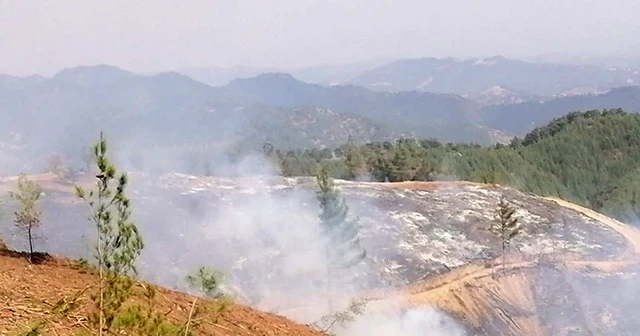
top-left (0, 247), bottom-right (324, 336)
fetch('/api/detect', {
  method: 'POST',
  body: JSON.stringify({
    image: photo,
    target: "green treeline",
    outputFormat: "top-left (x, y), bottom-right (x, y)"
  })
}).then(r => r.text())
top-left (264, 109), bottom-right (640, 223)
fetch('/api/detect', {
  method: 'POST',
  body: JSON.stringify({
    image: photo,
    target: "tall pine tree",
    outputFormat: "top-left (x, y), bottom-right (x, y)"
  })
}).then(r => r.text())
top-left (75, 132), bottom-right (144, 334)
top-left (316, 165), bottom-right (367, 314)
top-left (344, 137), bottom-right (368, 180)
top-left (490, 194), bottom-right (521, 272)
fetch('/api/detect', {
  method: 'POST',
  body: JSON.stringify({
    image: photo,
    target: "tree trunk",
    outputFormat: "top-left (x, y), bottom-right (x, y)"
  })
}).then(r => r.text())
top-left (98, 228), bottom-right (104, 336)
top-left (502, 240), bottom-right (506, 272)
top-left (27, 227), bottom-right (33, 263)
top-left (326, 248), bottom-right (333, 315)
top-left (97, 191), bottom-right (104, 336)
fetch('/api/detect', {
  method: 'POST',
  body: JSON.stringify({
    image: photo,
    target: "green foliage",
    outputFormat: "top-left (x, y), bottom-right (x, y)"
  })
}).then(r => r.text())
top-left (12, 319), bottom-right (46, 336)
top-left (17, 133), bottom-right (229, 336)
top-left (183, 266), bottom-right (231, 334)
top-left (69, 132), bottom-right (213, 336)
top-left (491, 195), bottom-right (520, 243)
top-left (75, 131), bottom-right (144, 335)
top-left (316, 165), bottom-right (367, 321)
top-left (113, 305), bottom-right (184, 335)
top-left (316, 166), bottom-right (367, 270)
top-left (311, 298), bottom-right (368, 336)
top-left (344, 137), bottom-right (368, 180)
top-left (71, 257), bottom-right (99, 275)
top-left (185, 266), bottom-right (224, 298)
top-left (9, 173), bottom-right (43, 263)
top-left (490, 194), bottom-right (521, 270)
top-left (112, 284), bottom-right (186, 336)
top-left (274, 109), bottom-right (640, 224)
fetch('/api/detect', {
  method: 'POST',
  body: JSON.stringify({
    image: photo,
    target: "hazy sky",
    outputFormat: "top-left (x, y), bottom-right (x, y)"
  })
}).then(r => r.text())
top-left (1, 0), bottom-right (639, 76)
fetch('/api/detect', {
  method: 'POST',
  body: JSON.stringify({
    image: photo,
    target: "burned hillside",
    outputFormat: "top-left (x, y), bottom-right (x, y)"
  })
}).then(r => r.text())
top-left (1, 173), bottom-right (639, 335)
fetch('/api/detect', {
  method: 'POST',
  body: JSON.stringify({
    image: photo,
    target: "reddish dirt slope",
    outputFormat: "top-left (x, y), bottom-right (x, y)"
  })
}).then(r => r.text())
top-left (0, 248), bottom-right (324, 336)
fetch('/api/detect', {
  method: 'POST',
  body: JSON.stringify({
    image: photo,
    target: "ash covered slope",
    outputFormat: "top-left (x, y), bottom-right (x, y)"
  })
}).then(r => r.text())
top-left (1, 173), bottom-right (639, 335)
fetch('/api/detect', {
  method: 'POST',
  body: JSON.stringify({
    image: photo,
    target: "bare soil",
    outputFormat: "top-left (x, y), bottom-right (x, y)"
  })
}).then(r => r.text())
top-left (0, 247), bottom-right (324, 335)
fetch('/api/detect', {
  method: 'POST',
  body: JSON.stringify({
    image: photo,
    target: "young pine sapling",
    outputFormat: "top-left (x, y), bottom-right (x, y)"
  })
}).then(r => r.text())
top-left (315, 165), bottom-right (368, 332)
top-left (10, 173), bottom-right (43, 263)
top-left (490, 193), bottom-right (521, 272)
top-left (75, 132), bottom-right (144, 335)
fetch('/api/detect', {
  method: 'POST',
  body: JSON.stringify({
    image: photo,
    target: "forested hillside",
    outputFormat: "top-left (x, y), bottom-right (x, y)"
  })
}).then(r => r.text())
top-left (225, 73), bottom-right (487, 143)
top-left (482, 86), bottom-right (640, 134)
top-left (267, 109), bottom-right (640, 223)
top-left (2, 65), bottom-right (639, 177)
top-left (0, 66), bottom-right (392, 174)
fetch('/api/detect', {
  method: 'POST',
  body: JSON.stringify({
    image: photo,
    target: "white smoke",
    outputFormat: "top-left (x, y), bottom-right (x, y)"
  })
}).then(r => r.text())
top-left (0, 128), bottom-right (468, 336)
top-left (338, 305), bottom-right (467, 336)
top-left (121, 152), bottom-right (468, 336)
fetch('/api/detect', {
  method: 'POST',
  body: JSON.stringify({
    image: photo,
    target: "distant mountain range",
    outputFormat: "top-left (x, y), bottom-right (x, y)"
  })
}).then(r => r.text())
top-left (343, 55), bottom-right (640, 97)
top-left (0, 66), bottom-right (393, 174)
top-left (0, 63), bottom-right (639, 175)
top-left (224, 73), bottom-right (486, 143)
top-left (177, 55), bottom-right (640, 104)
top-left (482, 85), bottom-right (640, 135)
top-left (175, 59), bottom-right (389, 87)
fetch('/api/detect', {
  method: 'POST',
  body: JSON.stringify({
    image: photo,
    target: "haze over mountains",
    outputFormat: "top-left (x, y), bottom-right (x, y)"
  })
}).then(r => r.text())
top-left (344, 56), bottom-right (640, 96)
top-left (179, 55), bottom-right (640, 98)
top-left (0, 55), bottom-right (639, 176)
top-left (177, 58), bottom-right (391, 88)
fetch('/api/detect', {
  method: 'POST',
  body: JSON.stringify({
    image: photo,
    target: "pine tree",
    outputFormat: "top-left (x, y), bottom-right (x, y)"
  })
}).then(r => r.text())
top-left (75, 132), bottom-right (144, 335)
top-left (344, 138), bottom-right (367, 180)
top-left (9, 173), bottom-right (43, 263)
top-left (183, 266), bottom-right (228, 335)
top-left (490, 194), bottom-right (520, 272)
top-left (371, 155), bottom-right (392, 182)
top-left (415, 158), bottom-right (435, 181)
top-left (389, 144), bottom-right (419, 181)
top-left (316, 165), bottom-right (367, 315)
top-left (185, 266), bottom-right (224, 298)
top-left (345, 147), bottom-right (367, 180)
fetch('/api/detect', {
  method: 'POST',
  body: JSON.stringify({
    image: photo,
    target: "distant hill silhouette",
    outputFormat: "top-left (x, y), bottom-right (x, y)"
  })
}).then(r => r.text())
top-left (0, 65), bottom-right (638, 175)
top-left (347, 56), bottom-right (640, 96)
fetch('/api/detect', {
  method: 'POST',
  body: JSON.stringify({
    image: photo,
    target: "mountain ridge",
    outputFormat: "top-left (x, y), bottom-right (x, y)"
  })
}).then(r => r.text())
top-left (0, 64), bottom-right (639, 177)
top-left (346, 55), bottom-right (640, 96)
